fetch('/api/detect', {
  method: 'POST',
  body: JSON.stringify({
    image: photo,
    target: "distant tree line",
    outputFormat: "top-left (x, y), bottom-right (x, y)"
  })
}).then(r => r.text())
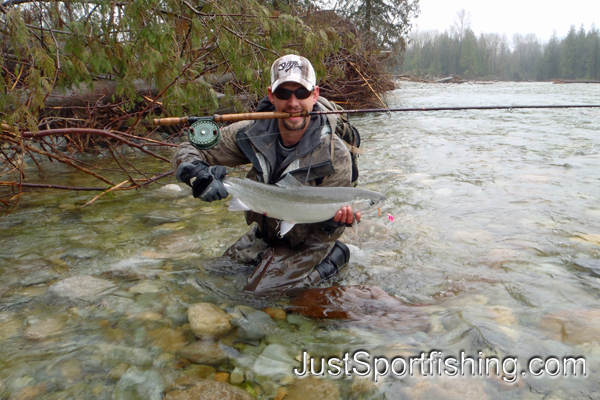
top-left (398, 15), bottom-right (600, 81)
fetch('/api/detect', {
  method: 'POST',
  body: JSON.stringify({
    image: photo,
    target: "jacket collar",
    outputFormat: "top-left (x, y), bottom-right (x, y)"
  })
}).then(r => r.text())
top-left (245, 96), bottom-right (328, 175)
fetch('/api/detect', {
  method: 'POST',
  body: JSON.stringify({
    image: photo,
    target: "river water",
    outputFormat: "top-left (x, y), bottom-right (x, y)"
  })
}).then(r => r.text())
top-left (1, 82), bottom-right (599, 399)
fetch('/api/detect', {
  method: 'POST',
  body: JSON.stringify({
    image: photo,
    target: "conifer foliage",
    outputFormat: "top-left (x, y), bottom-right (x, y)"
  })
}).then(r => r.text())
top-left (401, 23), bottom-right (600, 81)
top-left (1, 0), bottom-right (348, 132)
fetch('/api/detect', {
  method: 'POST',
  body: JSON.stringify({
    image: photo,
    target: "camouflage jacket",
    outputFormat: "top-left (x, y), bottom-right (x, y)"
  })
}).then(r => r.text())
top-left (170, 96), bottom-right (353, 246)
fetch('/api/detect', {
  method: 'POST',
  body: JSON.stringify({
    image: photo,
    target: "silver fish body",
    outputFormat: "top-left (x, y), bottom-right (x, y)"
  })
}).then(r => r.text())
top-left (222, 177), bottom-right (387, 236)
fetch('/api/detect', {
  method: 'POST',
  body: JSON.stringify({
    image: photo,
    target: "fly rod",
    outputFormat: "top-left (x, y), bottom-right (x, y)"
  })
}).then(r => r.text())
top-left (153, 104), bottom-right (600, 126)
top-left (152, 104), bottom-right (600, 150)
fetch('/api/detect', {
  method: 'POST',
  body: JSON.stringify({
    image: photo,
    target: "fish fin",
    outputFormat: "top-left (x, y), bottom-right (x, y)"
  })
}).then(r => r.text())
top-left (351, 218), bottom-right (359, 240)
top-left (278, 221), bottom-right (296, 237)
top-left (275, 174), bottom-right (303, 188)
top-left (228, 197), bottom-right (251, 212)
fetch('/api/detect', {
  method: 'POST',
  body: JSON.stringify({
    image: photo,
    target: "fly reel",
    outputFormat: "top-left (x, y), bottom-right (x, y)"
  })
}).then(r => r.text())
top-left (187, 119), bottom-right (221, 150)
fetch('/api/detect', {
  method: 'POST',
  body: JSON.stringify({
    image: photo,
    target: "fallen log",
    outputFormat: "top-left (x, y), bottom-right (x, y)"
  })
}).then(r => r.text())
top-left (553, 80), bottom-right (600, 84)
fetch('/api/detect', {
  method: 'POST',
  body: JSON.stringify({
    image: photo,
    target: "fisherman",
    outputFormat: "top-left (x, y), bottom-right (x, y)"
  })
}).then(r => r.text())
top-left (171, 55), bottom-right (359, 293)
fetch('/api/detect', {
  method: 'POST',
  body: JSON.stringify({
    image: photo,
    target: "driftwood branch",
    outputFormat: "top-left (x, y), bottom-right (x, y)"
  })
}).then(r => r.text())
top-left (19, 128), bottom-right (171, 163)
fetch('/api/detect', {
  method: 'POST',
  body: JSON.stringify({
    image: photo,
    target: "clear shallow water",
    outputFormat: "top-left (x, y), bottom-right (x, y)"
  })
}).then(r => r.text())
top-left (1, 82), bottom-right (600, 399)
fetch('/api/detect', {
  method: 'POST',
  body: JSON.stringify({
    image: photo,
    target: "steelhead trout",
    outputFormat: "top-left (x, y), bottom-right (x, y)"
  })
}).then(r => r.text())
top-left (222, 175), bottom-right (387, 237)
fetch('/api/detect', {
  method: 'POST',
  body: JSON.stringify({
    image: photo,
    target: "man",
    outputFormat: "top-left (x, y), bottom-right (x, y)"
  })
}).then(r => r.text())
top-left (171, 55), bottom-right (359, 293)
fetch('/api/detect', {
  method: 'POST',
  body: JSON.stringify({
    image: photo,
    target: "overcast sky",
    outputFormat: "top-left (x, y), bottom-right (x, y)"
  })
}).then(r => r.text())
top-left (413, 0), bottom-right (599, 42)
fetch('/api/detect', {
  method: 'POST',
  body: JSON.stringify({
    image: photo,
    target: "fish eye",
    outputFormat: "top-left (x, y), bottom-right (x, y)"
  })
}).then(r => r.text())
top-left (370, 200), bottom-right (376, 206)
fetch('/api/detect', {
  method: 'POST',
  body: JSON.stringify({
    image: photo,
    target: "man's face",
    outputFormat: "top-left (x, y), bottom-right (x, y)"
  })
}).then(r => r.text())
top-left (268, 82), bottom-right (320, 132)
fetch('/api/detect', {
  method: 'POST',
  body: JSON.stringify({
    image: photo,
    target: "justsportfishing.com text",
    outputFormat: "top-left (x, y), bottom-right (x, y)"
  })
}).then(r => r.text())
top-left (293, 351), bottom-right (587, 382)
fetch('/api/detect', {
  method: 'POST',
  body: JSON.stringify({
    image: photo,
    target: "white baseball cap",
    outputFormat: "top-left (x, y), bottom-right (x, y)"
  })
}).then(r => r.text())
top-left (270, 55), bottom-right (317, 92)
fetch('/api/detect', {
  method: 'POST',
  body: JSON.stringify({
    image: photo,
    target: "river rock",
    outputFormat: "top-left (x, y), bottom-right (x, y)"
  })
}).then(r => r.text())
top-left (9, 383), bottom-right (48, 400)
top-left (230, 367), bottom-right (245, 384)
top-left (178, 340), bottom-right (233, 364)
top-left (105, 257), bottom-right (166, 279)
top-left (571, 234), bottom-right (600, 247)
top-left (129, 280), bottom-right (161, 294)
top-left (48, 275), bottom-right (117, 302)
top-left (113, 366), bottom-right (164, 400)
top-left (403, 378), bottom-right (490, 400)
top-left (24, 317), bottom-right (65, 340)
top-left (0, 312), bottom-right (21, 340)
top-left (284, 377), bottom-right (339, 400)
top-left (183, 365), bottom-right (216, 379)
top-left (188, 303), bottom-right (233, 339)
top-left (252, 344), bottom-right (299, 381)
top-left (263, 307), bottom-right (287, 320)
top-left (60, 359), bottom-right (83, 383)
top-left (152, 183), bottom-right (186, 199)
top-left (107, 363), bottom-right (130, 381)
top-left (230, 309), bottom-right (277, 342)
top-left (101, 295), bottom-right (144, 316)
top-left (214, 372), bottom-right (229, 382)
top-left (164, 380), bottom-right (252, 400)
top-left (274, 387), bottom-right (288, 400)
top-left (147, 327), bottom-right (190, 353)
top-left (154, 231), bottom-right (204, 254)
top-left (539, 309), bottom-right (600, 345)
top-left (572, 257), bottom-right (600, 276)
top-left (142, 211), bottom-right (182, 226)
top-left (96, 344), bottom-right (154, 367)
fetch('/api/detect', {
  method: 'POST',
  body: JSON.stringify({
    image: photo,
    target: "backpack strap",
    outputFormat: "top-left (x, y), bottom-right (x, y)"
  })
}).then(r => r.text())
top-left (343, 141), bottom-right (363, 155)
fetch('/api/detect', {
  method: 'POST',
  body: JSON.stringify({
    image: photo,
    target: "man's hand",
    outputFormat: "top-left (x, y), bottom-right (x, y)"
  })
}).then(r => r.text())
top-left (333, 206), bottom-right (361, 225)
top-left (176, 161), bottom-right (228, 202)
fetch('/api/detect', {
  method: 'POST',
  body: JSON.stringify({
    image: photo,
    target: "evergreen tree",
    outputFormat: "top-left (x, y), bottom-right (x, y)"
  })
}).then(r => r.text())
top-left (1, 0), bottom-right (352, 131)
top-left (459, 28), bottom-right (479, 77)
top-left (585, 24), bottom-right (600, 79)
top-left (327, 0), bottom-right (420, 49)
top-left (400, 19), bottom-right (599, 82)
top-left (542, 32), bottom-right (561, 80)
top-left (560, 25), bottom-right (578, 79)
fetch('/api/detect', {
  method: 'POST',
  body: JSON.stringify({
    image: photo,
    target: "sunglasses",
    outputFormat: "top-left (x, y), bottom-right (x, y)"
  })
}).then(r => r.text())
top-left (273, 87), bottom-right (313, 100)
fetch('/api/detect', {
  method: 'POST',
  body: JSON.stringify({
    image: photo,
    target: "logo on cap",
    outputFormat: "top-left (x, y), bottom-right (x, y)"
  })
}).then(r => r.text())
top-left (278, 61), bottom-right (304, 73)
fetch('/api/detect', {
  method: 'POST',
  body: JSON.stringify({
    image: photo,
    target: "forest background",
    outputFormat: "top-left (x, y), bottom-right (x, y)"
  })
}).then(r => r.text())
top-left (400, 10), bottom-right (600, 81)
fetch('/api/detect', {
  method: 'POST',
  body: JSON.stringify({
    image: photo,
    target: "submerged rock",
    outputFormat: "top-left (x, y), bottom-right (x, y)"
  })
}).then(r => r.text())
top-left (48, 275), bottom-right (117, 302)
top-left (539, 309), bottom-right (600, 345)
top-left (24, 317), bottom-right (65, 340)
top-left (164, 380), bottom-right (252, 400)
top-left (113, 366), bottom-right (164, 400)
top-left (263, 307), bottom-right (286, 320)
top-left (0, 312), bottom-right (22, 340)
top-left (284, 377), bottom-right (339, 400)
top-left (230, 309), bottom-right (277, 342)
top-left (178, 340), bottom-right (234, 365)
top-left (188, 303), bottom-right (233, 339)
top-left (229, 367), bottom-right (245, 385)
top-left (252, 344), bottom-right (299, 381)
top-left (147, 327), bottom-right (190, 353)
top-left (96, 344), bottom-right (154, 367)
top-left (142, 211), bottom-right (182, 226)
top-left (105, 257), bottom-right (166, 279)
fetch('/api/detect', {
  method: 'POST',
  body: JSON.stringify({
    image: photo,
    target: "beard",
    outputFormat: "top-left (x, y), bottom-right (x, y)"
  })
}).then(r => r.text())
top-left (281, 108), bottom-right (308, 131)
top-left (282, 116), bottom-right (308, 131)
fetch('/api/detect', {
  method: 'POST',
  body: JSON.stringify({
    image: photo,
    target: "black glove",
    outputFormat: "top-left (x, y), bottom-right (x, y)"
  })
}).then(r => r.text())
top-left (176, 160), bottom-right (228, 202)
